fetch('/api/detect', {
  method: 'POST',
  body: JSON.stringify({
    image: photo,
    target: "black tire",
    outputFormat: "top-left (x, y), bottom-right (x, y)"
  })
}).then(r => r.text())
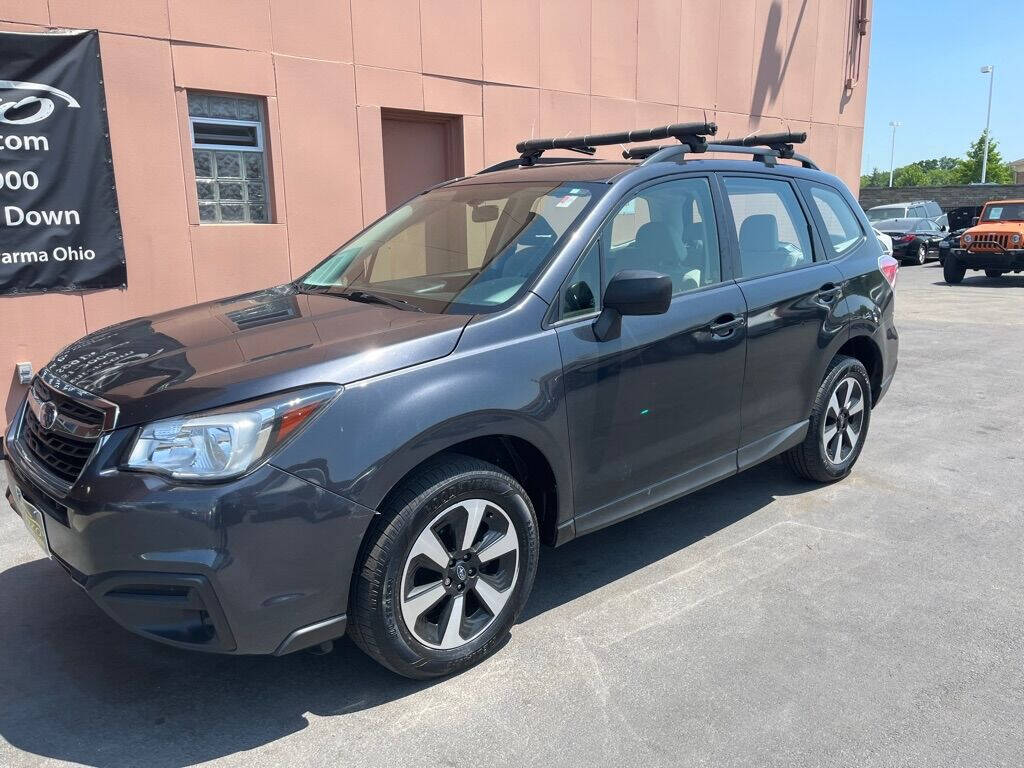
top-left (943, 257), bottom-right (966, 284)
top-left (348, 454), bottom-right (539, 679)
top-left (984, 269), bottom-right (1004, 278)
top-left (783, 355), bottom-right (872, 483)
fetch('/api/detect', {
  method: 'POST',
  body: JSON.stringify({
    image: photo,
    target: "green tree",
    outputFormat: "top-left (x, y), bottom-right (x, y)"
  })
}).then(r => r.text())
top-left (860, 167), bottom-right (887, 187)
top-left (950, 131), bottom-right (1013, 184)
top-left (893, 164), bottom-right (927, 188)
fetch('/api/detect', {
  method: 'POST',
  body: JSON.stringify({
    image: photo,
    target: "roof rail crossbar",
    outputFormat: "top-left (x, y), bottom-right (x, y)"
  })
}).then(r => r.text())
top-left (716, 131), bottom-right (808, 158)
top-left (515, 121), bottom-right (716, 165)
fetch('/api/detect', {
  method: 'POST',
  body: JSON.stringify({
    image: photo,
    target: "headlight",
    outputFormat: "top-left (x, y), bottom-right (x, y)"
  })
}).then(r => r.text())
top-left (126, 385), bottom-right (339, 481)
top-left (963, 233), bottom-right (973, 244)
top-left (1012, 234), bottom-right (1021, 245)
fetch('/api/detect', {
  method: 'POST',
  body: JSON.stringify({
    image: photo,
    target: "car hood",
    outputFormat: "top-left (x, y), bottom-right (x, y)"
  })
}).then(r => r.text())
top-left (965, 221), bottom-right (1024, 235)
top-left (43, 285), bottom-right (471, 427)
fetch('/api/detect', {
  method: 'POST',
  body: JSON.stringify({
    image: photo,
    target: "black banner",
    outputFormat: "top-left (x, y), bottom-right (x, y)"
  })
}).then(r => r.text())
top-left (0, 29), bottom-right (125, 295)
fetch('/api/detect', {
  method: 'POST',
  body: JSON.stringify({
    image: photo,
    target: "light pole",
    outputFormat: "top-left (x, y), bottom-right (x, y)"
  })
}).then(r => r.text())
top-left (980, 65), bottom-right (994, 183)
top-left (888, 121), bottom-right (901, 187)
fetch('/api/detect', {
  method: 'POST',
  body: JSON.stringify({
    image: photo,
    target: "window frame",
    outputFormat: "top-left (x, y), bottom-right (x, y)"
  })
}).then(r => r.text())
top-left (718, 172), bottom-right (822, 282)
top-left (187, 91), bottom-right (272, 225)
top-left (798, 180), bottom-right (867, 260)
top-left (548, 172), bottom-right (729, 326)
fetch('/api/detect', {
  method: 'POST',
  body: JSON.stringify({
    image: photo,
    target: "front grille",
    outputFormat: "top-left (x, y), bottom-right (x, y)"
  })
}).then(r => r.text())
top-left (19, 378), bottom-right (106, 485)
top-left (30, 379), bottom-right (104, 428)
top-left (21, 406), bottom-right (98, 483)
top-left (970, 233), bottom-right (1012, 250)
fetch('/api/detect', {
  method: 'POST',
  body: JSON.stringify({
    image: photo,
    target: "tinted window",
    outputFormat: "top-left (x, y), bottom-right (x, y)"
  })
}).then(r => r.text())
top-left (601, 177), bottom-right (722, 294)
top-left (560, 244), bottom-right (600, 319)
top-left (724, 177), bottom-right (814, 278)
top-left (806, 184), bottom-right (864, 256)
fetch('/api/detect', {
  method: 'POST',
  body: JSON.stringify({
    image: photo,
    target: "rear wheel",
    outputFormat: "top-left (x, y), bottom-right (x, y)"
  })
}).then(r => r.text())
top-left (943, 257), bottom-right (966, 284)
top-left (985, 269), bottom-right (1004, 278)
top-left (784, 355), bottom-right (871, 483)
top-left (913, 243), bottom-right (927, 265)
top-left (349, 455), bottom-right (539, 679)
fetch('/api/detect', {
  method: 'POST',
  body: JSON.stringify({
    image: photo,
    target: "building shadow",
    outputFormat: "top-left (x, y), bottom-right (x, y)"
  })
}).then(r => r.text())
top-left (0, 459), bottom-right (810, 766)
top-left (750, 0), bottom-right (808, 121)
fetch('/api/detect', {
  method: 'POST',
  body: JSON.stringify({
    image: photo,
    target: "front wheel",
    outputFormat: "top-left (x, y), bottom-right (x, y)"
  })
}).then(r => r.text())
top-left (944, 257), bottom-right (966, 284)
top-left (349, 455), bottom-right (539, 679)
top-left (784, 355), bottom-right (871, 483)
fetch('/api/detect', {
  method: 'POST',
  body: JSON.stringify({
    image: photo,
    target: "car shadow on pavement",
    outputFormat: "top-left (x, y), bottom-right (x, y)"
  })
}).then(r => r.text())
top-left (932, 275), bottom-right (1024, 288)
top-left (0, 459), bottom-right (809, 767)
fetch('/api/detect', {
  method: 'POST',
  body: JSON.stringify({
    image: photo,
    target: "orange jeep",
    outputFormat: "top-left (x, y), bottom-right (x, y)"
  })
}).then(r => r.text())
top-left (944, 199), bottom-right (1024, 283)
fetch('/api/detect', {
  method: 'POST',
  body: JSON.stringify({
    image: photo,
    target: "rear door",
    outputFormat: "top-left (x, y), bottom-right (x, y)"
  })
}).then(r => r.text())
top-left (719, 174), bottom-right (846, 467)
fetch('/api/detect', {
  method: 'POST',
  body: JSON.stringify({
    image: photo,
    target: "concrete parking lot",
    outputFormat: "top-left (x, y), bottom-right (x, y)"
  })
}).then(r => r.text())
top-left (1, 263), bottom-right (1022, 768)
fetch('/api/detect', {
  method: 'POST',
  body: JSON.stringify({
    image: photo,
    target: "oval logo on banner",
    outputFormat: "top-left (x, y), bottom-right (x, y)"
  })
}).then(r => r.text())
top-left (0, 80), bottom-right (80, 125)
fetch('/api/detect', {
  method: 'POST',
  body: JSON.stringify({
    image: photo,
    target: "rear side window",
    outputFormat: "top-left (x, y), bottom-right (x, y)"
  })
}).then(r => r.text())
top-left (723, 177), bottom-right (813, 279)
top-left (804, 183), bottom-right (864, 256)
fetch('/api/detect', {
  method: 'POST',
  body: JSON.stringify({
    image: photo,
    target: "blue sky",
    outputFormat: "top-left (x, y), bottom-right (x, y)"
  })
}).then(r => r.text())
top-left (861, 0), bottom-right (1024, 174)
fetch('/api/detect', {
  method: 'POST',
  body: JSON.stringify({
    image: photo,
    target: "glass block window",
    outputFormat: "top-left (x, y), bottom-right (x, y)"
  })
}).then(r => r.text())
top-left (188, 93), bottom-right (270, 224)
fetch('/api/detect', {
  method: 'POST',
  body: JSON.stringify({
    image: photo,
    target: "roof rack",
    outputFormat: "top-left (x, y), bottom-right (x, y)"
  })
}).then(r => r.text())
top-left (512, 122), bottom-right (717, 166)
top-left (623, 131), bottom-right (818, 169)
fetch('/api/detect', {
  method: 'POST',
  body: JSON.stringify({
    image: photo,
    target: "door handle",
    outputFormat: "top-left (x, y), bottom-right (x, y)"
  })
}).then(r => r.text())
top-left (707, 314), bottom-right (745, 337)
top-left (816, 283), bottom-right (843, 303)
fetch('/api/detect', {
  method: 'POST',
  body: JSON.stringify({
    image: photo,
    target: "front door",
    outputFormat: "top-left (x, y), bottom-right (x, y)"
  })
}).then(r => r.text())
top-left (555, 176), bottom-right (747, 534)
top-left (719, 174), bottom-right (846, 464)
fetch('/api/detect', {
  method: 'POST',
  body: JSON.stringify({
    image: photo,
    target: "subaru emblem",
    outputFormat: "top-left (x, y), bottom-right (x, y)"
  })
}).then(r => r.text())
top-left (41, 401), bottom-right (58, 430)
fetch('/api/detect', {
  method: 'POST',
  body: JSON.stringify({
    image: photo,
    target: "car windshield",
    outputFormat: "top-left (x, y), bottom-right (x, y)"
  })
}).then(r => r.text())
top-left (981, 203), bottom-right (1024, 222)
top-left (298, 181), bottom-right (603, 314)
top-left (866, 207), bottom-right (906, 223)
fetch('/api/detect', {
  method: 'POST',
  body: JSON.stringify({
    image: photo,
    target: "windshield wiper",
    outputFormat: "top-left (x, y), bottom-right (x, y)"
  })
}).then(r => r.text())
top-left (339, 290), bottom-right (424, 312)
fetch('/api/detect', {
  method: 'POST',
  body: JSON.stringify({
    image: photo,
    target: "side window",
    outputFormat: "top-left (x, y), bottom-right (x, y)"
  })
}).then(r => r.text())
top-left (601, 177), bottom-right (722, 295)
top-left (723, 177), bottom-right (814, 279)
top-left (909, 205), bottom-right (926, 218)
top-left (560, 244), bottom-right (600, 319)
top-left (806, 183), bottom-right (864, 256)
top-left (926, 201), bottom-right (942, 218)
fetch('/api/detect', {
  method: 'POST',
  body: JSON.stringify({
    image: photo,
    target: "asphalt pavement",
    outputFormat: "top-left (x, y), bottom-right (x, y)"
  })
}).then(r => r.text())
top-left (1, 262), bottom-right (1022, 767)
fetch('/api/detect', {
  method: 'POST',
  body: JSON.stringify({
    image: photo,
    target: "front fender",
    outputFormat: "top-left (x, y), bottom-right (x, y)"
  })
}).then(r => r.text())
top-left (270, 294), bottom-right (573, 527)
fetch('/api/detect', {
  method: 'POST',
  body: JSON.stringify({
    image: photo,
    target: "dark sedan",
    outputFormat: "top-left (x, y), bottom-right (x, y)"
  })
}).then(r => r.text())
top-left (877, 218), bottom-right (945, 265)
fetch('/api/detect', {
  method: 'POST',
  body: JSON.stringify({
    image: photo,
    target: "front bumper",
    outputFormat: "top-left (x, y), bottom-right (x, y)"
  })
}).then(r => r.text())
top-left (949, 247), bottom-right (1024, 271)
top-left (2, 429), bottom-right (375, 655)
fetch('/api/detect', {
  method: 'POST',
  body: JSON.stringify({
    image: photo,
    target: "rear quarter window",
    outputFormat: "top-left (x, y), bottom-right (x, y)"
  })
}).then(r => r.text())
top-left (802, 182), bottom-right (864, 257)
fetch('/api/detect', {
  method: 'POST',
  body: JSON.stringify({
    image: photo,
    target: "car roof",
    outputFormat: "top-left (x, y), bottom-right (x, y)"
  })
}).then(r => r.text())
top-left (982, 199), bottom-right (1024, 205)
top-left (869, 200), bottom-right (938, 208)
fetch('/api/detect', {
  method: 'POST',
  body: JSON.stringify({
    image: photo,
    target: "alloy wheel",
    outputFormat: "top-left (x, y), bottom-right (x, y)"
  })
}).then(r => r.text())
top-left (822, 376), bottom-right (865, 465)
top-left (917, 244), bottom-right (926, 265)
top-left (400, 498), bottom-right (520, 650)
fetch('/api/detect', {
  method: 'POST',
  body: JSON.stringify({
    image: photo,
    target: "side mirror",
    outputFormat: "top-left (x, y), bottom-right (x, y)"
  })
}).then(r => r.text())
top-left (972, 217), bottom-right (980, 226)
top-left (593, 270), bottom-right (672, 341)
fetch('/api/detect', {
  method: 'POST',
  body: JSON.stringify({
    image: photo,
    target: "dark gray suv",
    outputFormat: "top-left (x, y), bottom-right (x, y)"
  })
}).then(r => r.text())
top-left (2, 125), bottom-right (899, 678)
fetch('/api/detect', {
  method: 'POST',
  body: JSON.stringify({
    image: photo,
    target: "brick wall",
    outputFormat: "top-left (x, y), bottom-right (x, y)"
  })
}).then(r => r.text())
top-left (859, 185), bottom-right (1024, 212)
